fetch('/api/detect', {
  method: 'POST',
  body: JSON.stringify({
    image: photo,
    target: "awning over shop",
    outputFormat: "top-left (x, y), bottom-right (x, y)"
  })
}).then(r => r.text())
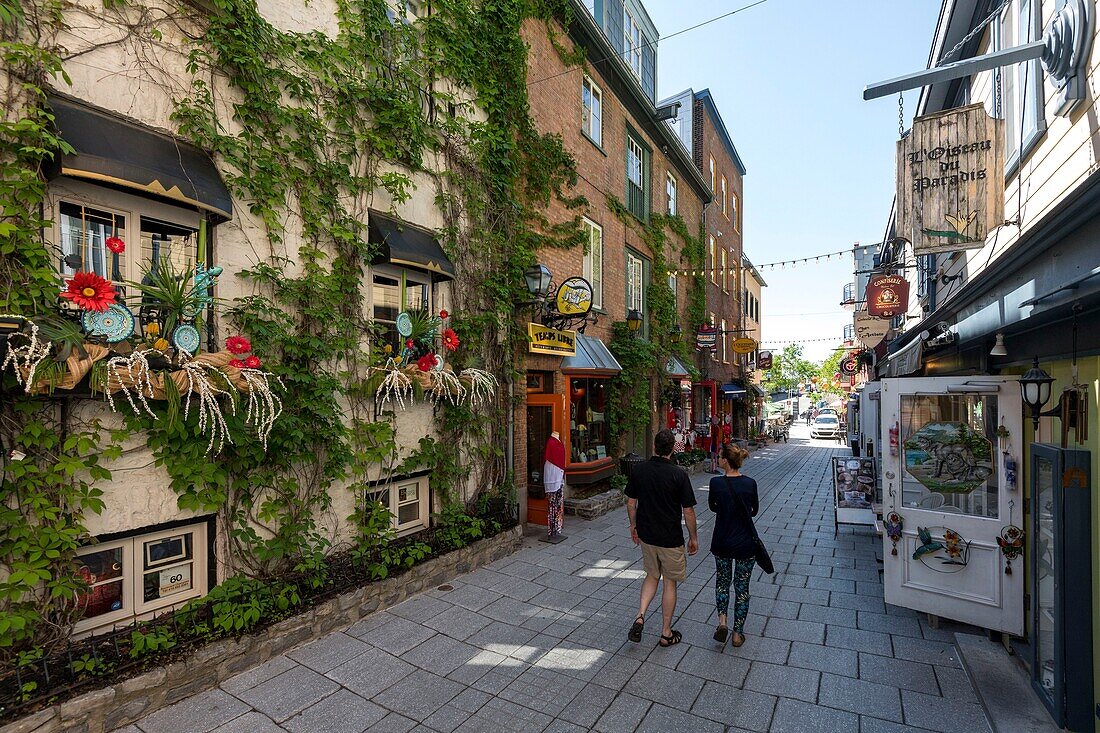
top-left (48, 95), bottom-right (233, 220)
top-left (665, 355), bottom-right (690, 379)
top-left (368, 210), bottom-right (455, 281)
top-left (880, 337), bottom-right (923, 378)
top-left (750, 383), bottom-right (767, 397)
top-left (561, 334), bottom-right (622, 374)
top-left (720, 383), bottom-right (747, 396)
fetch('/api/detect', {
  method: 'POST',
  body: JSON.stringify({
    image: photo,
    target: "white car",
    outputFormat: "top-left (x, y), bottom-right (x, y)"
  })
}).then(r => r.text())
top-left (810, 414), bottom-right (841, 439)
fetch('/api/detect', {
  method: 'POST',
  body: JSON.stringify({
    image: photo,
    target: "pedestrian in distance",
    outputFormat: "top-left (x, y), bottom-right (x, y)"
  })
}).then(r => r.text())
top-left (625, 428), bottom-right (699, 647)
top-left (709, 443), bottom-right (758, 647)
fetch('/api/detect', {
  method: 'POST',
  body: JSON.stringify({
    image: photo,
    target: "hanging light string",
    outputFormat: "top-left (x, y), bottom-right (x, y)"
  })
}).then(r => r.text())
top-left (668, 248), bottom-right (852, 278)
top-left (759, 337), bottom-right (852, 345)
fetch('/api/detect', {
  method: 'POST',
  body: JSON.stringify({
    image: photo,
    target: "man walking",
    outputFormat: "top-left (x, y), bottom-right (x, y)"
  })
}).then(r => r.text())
top-left (625, 429), bottom-right (699, 647)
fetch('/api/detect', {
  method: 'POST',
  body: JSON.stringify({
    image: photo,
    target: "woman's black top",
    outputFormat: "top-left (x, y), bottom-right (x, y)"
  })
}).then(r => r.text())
top-left (708, 474), bottom-right (759, 560)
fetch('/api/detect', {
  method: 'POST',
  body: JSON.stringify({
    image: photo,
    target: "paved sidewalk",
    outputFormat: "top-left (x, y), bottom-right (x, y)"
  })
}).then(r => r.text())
top-left (124, 428), bottom-right (992, 733)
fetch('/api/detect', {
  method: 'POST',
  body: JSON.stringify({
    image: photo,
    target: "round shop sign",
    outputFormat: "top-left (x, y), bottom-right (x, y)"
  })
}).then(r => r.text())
top-left (555, 277), bottom-right (593, 316)
top-left (839, 354), bottom-right (859, 376)
top-left (732, 337), bottom-right (758, 355)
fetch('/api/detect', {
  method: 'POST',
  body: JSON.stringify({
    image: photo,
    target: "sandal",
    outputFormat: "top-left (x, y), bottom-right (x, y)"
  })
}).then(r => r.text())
top-left (658, 630), bottom-right (682, 647)
top-left (628, 615), bottom-right (644, 643)
top-left (713, 625), bottom-right (729, 644)
top-left (731, 632), bottom-right (746, 647)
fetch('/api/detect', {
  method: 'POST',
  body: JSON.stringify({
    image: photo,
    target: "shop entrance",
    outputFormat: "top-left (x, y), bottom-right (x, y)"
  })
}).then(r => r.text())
top-left (526, 391), bottom-right (563, 526)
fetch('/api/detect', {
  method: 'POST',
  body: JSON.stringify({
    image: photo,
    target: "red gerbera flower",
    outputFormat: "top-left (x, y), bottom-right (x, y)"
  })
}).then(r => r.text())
top-left (226, 335), bottom-right (251, 354)
top-left (417, 354), bottom-right (436, 372)
top-left (405, 339), bottom-right (415, 350)
top-left (244, 355), bottom-right (261, 369)
top-left (60, 271), bottom-right (117, 312)
top-left (439, 309), bottom-right (449, 319)
top-left (229, 359), bottom-right (246, 368)
top-left (442, 328), bottom-right (460, 352)
top-left (105, 237), bottom-right (125, 254)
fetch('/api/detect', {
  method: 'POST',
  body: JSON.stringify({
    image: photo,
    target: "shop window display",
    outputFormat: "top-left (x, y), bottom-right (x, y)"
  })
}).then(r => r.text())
top-left (569, 377), bottom-right (608, 463)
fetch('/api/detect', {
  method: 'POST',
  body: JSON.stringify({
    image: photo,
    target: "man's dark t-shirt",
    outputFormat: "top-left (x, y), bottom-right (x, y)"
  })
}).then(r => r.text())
top-left (625, 456), bottom-right (697, 548)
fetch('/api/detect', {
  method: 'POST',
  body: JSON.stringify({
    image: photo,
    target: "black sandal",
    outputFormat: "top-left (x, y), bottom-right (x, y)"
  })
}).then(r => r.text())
top-left (658, 630), bottom-right (682, 647)
top-left (713, 625), bottom-right (729, 644)
top-left (628, 615), bottom-right (644, 643)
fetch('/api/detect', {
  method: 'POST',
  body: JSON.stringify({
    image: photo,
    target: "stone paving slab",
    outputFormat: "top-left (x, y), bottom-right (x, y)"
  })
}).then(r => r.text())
top-left (129, 430), bottom-right (992, 733)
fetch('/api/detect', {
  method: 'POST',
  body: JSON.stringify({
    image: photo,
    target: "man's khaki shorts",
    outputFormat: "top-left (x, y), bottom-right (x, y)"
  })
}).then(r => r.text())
top-left (639, 541), bottom-right (687, 582)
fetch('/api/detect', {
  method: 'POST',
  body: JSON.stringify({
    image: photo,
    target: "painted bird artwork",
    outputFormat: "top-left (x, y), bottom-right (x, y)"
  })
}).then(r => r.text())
top-left (912, 527), bottom-right (944, 561)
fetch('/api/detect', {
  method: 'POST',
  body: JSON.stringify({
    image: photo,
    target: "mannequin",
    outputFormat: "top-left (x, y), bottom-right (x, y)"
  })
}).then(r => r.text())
top-left (542, 430), bottom-right (566, 542)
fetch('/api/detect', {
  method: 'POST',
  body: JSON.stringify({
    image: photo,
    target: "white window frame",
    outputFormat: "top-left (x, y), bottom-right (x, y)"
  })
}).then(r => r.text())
top-left (731, 192), bottom-right (740, 232)
top-left (721, 176), bottom-right (728, 218)
top-left (366, 475), bottom-right (431, 536)
top-left (73, 521), bottom-right (209, 636)
top-left (709, 156), bottom-right (716, 193)
top-left (627, 136), bottom-right (644, 187)
top-left (996, 0), bottom-right (1045, 173)
top-left (626, 251), bottom-right (645, 314)
top-left (708, 236), bottom-right (717, 284)
top-left (582, 76), bottom-right (602, 146)
top-left (721, 248), bottom-right (728, 292)
top-left (668, 272), bottom-right (677, 310)
top-left (666, 173), bottom-right (677, 216)
top-left (623, 8), bottom-right (643, 79)
top-left (721, 318), bottom-right (728, 364)
top-left (582, 218), bottom-right (603, 309)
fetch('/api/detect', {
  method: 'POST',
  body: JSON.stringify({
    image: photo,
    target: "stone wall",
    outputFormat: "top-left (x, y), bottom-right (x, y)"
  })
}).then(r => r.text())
top-left (1, 528), bottom-right (523, 733)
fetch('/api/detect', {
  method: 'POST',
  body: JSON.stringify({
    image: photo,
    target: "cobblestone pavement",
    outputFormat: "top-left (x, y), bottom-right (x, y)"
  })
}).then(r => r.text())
top-left (124, 427), bottom-right (992, 733)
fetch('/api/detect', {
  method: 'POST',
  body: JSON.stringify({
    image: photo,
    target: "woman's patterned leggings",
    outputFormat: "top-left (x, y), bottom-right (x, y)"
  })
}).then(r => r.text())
top-left (546, 490), bottom-right (563, 537)
top-left (715, 557), bottom-right (755, 633)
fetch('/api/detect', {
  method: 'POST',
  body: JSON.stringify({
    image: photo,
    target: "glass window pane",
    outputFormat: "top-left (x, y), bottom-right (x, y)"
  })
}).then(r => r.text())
top-left (569, 378), bottom-right (608, 463)
top-left (397, 502), bottom-right (420, 524)
top-left (144, 533), bottom-right (192, 569)
top-left (1034, 456), bottom-right (1056, 698)
top-left (373, 274), bottom-right (401, 323)
top-left (405, 281), bottom-right (428, 311)
top-left (140, 216), bottom-right (197, 278)
top-left (75, 546), bottom-right (125, 619)
top-left (60, 202), bottom-right (125, 281)
top-left (143, 562), bottom-right (193, 603)
top-left (398, 482), bottom-right (418, 503)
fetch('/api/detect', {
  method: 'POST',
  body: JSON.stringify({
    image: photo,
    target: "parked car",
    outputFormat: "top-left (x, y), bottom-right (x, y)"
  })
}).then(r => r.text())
top-left (810, 414), bottom-right (841, 440)
top-left (817, 407), bottom-right (838, 416)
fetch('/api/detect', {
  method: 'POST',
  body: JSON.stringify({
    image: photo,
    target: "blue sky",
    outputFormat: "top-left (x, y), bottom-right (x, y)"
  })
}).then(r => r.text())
top-left (645, 0), bottom-right (940, 362)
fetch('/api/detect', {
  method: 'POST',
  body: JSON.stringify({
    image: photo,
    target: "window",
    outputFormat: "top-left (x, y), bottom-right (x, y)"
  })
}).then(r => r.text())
top-left (720, 176), bottom-right (728, 218)
top-left (720, 248), bottom-right (728, 292)
top-left (668, 272), bottom-right (677, 311)
top-left (708, 236), bottom-right (717, 284)
top-left (366, 475), bottom-right (430, 535)
top-left (997, 0), bottom-right (1044, 171)
top-left (73, 522), bottom-right (208, 634)
top-left (623, 8), bottom-right (642, 79)
top-left (666, 173), bottom-right (677, 215)
top-left (625, 132), bottom-right (649, 220)
top-left (372, 265), bottom-right (432, 354)
top-left (568, 377), bottom-right (609, 463)
top-left (731, 193), bottom-right (740, 231)
top-left (721, 319), bottom-right (728, 363)
top-left (626, 251), bottom-right (645, 315)
top-left (582, 218), bottom-right (603, 309)
top-left (582, 76), bottom-right (602, 146)
top-left (709, 156), bottom-right (716, 194)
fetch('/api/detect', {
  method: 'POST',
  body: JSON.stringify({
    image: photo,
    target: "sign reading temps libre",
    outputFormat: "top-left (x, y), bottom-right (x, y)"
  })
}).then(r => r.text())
top-left (554, 277), bottom-right (594, 316)
top-left (527, 323), bottom-right (577, 356)
top-left (896, 103), bottom-right (1005, 255)
top-left (854, 311), bottom-right (890, 347)
top-left (732, 337), bottom-right (758, 355)
top-left (865, 274), bottom-right (909, 318)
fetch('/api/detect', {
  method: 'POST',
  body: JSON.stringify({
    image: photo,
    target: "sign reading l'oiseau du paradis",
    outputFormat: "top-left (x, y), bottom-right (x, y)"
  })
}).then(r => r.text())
top-left (528, 323), bottom-right (577, 356)
top-left (896, 103), bottom-right (1004, 255)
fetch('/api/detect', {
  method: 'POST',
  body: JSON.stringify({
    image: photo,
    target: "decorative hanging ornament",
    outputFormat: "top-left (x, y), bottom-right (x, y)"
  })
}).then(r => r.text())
top-left (884, 512), bottom-right (903, 555)
top-left (81, 302), bottom-right (136, 344)
top-left (996, 525), bottom-right (1024, 575)
top-left (172, 324), bottom-right (201, 354)
top-left (396, 312), bottom-right (414, 338)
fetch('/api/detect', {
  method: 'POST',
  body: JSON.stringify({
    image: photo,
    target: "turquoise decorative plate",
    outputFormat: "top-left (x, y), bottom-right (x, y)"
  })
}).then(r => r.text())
top-left (396, 312), bottom-right (413, 337)
top-left (82, 303), bottom-right (135, 344)
top-left (172, 324), bottom-right (201, 354)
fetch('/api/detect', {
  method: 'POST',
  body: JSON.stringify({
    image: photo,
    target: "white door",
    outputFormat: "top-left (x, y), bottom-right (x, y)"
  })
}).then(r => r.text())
top-left (880, 377), bottom-right (1023, 635)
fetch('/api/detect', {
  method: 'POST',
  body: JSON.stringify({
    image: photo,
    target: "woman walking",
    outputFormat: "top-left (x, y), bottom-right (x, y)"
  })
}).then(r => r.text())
top-left (709, 444), bottom-right (759, 647)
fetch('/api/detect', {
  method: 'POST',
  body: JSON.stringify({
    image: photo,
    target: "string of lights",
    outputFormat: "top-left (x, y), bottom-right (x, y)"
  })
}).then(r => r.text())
top-left (668, 248), bottom-right (853, 278)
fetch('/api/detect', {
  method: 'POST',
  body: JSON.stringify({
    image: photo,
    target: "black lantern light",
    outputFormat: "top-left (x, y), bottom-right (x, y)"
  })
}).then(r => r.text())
top-left (626, 309), bottom-right (644, 334)
top-left (524, 263), bottom-right (552, 299)
top-left (670, 324), bottom-right (683, 343)
top-left (1019, 357), bottom-right (1055, 429)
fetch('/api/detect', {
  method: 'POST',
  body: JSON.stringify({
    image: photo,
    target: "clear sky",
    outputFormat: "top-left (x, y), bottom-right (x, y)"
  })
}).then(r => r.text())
top-left (645, 0), bottom-right (940, 363)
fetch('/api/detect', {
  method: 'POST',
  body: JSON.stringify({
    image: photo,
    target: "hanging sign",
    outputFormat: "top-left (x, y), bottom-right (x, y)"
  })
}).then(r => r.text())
top-left (757, 351), bottom-right (773, 370)
top-left (896, 103), bottom-right (1005, 255)
top-left (695, 324), bottom-right (718, 351)
top-left (865, 274), bottom-right (909, 318)
top-left (839, 354), bottom-right (859, 376)
top-left (854, 311), bottom-right (890, 347)
top-left (732, 337), bottom-right (758, 355)
top-left (554, 277), bottom-right (593, 316)
top-left (528, 323), bottom-right (577, 356)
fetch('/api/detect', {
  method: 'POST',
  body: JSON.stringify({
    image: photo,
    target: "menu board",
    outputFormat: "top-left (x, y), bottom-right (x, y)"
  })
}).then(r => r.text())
top-left (833, 456), bottom-right (877, 527)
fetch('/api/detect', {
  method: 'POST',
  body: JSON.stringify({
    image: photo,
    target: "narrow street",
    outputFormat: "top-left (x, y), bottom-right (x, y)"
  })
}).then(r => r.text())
top-left (123, 428), bottom-right (991, 733)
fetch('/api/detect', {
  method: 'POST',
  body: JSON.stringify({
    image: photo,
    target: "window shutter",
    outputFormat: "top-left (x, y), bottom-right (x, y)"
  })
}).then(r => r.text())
top-left (641, 44), bottom-right (655, 102)
top-left (606, 0), bottom-right (624, 54)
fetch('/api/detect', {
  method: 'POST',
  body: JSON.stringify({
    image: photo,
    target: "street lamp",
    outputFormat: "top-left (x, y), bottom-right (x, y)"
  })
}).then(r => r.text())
top-left (626, 309), bottom-right (643, 334)
top-left (670, 324), bottom-right (683, 343)
top-left (524, 263), bottom-right (552, 299)
top-left (1019, 357), bottom-right (1055, 429)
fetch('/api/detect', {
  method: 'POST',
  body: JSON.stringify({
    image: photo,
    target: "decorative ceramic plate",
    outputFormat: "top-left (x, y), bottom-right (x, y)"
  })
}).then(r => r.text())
top-left (172, 324), bottom-right (201, 354)
top-left (396, 311), bottom-right (413, 337)
top-left (82, 303), bottom-right (135, 343)
top-left (431, 353), bottom-right (444, 371)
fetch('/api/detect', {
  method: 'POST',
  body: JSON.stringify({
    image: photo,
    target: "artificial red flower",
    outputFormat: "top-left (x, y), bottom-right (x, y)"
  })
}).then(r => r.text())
top-left (417, 354), bottom-right (436, 372)
top-left (405, 339), bottom-right (415, 350)
top-left (225, 335), bottom-right (251, 354)
top-left (441, 328), bottom-right (460, 352)
top-left (60, 271), bottom-right (117, 312)
top-left (244, 355), bottom-right (261, 369)
top-left (439, 309), bottom-right (449, 319)
top-left (105, 236), bottom-right (125, 254)
top-left (229, 359), bottom-right (246, 368)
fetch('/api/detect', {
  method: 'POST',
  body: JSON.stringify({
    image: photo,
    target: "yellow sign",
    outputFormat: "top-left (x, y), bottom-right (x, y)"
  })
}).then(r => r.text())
top-left (732, 337), bottom-right (758, 355)
top-left (528, 323), bottom-right (577, 356)
top-left (554, 277), bottom-right (594, 316)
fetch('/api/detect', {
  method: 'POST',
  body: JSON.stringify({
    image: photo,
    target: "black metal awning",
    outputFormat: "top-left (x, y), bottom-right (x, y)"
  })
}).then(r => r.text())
top-left (48, 95), bottom-right (233, 220)
top-left (368, 210), bottom-right (455, 281)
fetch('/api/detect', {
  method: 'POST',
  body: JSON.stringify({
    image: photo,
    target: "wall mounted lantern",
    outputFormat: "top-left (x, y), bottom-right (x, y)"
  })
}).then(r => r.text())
top-left (670, 324), bottom-right (683, 343)
top-left (1019, 357), bottom-right (1055, 429)
top-left (626, 309), bottom-right (643, 334)
top-left (524, 263), bottom-right (552, 299)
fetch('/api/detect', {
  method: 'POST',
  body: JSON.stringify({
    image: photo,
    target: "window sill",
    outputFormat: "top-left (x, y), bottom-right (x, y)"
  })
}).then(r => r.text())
top-left (581, 130), bottom-right (607, 157)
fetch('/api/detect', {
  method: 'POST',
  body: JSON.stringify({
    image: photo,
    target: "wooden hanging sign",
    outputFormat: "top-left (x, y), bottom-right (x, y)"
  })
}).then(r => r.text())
top-left (896, 103), bottom-right (1005, 255)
